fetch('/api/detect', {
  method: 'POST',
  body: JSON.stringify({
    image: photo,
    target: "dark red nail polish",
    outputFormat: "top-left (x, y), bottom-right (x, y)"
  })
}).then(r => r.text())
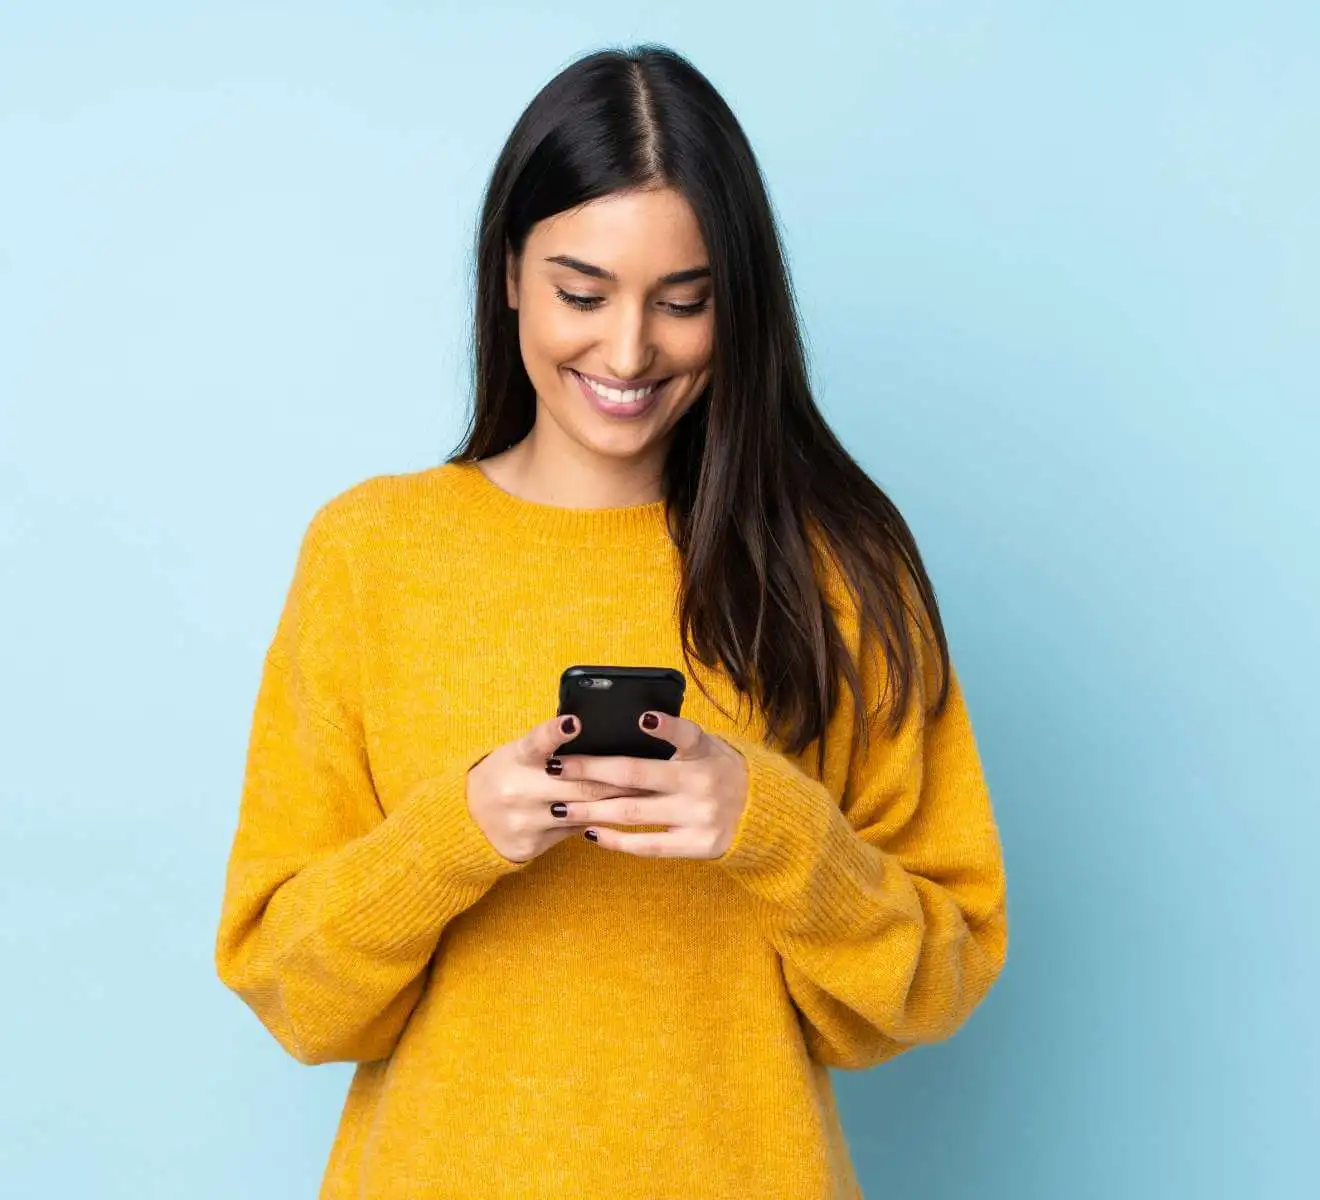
top-left (545, 757), bottom-right (563, 775)
top-left (584, 829), bottom-right (598, 842)
top-left (641, 712), bottom-right (659, 730)
top-left (560, 716), bottom-right (577, 734)
top-left (550, 802), bottom-right (568, 818)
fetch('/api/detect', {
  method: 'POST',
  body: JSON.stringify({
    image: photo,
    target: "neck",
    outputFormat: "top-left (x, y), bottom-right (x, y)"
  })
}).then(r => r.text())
top-left (483, 422), bottom-right (668, 509)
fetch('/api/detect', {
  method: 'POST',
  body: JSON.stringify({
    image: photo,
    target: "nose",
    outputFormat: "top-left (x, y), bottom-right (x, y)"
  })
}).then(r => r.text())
top-left (599, 299), bottom-right (654, 383)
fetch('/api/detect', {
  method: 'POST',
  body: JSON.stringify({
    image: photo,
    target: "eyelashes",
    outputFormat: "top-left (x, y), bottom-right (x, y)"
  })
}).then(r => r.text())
top-left (553, 286), bottom-right (709, 318)
top-left (554, 288), bottom-right (599, 311)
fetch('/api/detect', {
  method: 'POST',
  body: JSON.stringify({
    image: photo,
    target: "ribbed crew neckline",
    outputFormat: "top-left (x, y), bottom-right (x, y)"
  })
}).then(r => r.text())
top-left (437, 459), bottom-right (672, 547)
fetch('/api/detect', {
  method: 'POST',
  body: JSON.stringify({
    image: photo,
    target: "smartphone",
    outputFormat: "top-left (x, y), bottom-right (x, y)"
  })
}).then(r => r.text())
top-left (556, 665), bottom-right (686, 759)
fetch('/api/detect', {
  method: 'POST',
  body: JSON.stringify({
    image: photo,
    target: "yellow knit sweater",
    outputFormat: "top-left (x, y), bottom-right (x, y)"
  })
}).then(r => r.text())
top-left (214, 460), bottom-right (1008, 1199)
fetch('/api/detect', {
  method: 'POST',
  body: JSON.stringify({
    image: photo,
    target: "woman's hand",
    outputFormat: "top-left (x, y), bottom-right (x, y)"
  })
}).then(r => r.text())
top-left (544, 711), bottom-right (750, 859)
top-left (465, 715), bottom-right (651, 863)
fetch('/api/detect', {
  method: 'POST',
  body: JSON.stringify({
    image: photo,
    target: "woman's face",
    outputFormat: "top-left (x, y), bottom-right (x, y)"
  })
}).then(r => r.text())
top-left (506, 186), bottom-right (714, 465)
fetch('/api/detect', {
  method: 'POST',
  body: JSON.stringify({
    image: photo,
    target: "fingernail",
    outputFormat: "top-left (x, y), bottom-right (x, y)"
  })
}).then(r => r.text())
top-left (550, 801), bottom-right (568, 818)
top-left (641, 712), bottom-right (660, 730)
top-left (560, 716), bottom-right (577, 734)
top-left (584, 829), bottom-right (598, 842)
top-left (545, 756), bottom-right (563, 775)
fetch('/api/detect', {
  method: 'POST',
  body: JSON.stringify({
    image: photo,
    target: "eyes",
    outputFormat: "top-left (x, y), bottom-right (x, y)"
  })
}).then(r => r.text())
top-left (553, 286), bottom-right (709, 318)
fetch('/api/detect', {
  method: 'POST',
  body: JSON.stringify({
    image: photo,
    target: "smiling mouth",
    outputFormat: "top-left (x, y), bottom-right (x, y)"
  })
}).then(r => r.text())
top-left (571, 370), bottom-right (670, 404)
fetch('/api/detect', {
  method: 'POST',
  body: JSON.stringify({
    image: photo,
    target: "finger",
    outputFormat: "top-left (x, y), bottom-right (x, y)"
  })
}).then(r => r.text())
top-left (581, 825), bottom-right (711, 859)
top-left (637, 710), bottom-right (704, 758)
top-left (546, 775), bottom-right (655, 802)
top-left (542, 820), bottom-right (598, 848)
top-left (553, 794), bottom-right (686, 826)
top-left (519, 714), bottom-right (581, 763)
top-left (551, 753), bottom-right (675, 792)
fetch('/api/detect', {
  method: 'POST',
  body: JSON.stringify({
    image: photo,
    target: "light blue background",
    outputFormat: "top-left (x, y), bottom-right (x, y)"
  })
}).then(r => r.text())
top-left (2, 3), bottom-right (1316, 1197)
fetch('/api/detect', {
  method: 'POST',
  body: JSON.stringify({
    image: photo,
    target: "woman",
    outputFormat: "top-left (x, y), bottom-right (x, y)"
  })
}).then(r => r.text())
top-left (215, 43), bottom-right (1008, 1199)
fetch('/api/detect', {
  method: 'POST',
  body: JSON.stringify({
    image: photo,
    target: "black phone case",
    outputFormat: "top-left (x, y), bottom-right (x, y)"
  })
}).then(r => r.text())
top-left (556, 665), bottom-right (686, 759)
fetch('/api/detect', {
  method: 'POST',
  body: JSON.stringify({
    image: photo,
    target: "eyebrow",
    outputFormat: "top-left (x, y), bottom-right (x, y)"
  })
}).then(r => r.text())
top-left (543, 254), bottom-right (711, 286)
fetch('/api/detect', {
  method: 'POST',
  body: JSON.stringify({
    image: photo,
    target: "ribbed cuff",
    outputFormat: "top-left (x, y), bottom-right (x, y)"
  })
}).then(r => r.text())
top-left (715, 734), bottom-right (888, 938)
top-left (318, 757), bottom-right (529, 954)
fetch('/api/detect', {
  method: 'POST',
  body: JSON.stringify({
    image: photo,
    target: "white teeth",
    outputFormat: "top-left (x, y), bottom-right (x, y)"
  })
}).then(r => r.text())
top-left (579, 373), bottom-right (658, 404)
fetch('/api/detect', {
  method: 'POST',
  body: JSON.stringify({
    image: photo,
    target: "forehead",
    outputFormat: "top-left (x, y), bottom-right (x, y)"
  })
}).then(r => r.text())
top-left (530, 187), bottom-right (708, 274)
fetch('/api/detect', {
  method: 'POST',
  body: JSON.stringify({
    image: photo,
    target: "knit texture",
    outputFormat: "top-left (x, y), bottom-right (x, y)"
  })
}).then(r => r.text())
top-left (214, 460), bottom-right (1009, 1199)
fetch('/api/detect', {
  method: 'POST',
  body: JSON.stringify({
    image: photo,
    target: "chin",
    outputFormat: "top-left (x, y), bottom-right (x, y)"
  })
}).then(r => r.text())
top-left (575, 427), bottom-right (662, 459)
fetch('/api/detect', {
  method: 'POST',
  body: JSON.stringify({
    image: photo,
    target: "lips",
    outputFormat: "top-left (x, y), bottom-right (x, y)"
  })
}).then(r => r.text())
top-left (573, 369), bottom-right (667, 400)
top-left (569, 369), bottom-right (669, 418)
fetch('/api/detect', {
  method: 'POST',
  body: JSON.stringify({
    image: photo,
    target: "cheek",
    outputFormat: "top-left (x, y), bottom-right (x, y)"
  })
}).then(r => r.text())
top-left (519, 302), bottom-right (592, 369)
top-left (665, 311), bottom-right (718, 361)
top-left (669, 318), bottom-right (715, 373)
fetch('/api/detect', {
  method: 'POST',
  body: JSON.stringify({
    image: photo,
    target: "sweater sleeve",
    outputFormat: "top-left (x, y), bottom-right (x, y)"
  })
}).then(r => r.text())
top-left (716, 638), bottom-right (1008, 1071)
top-left (214, 503), bottom-right (527, 1066)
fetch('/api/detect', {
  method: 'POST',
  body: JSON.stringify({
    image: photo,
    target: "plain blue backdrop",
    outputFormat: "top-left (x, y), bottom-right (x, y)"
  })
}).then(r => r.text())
top-left (2, 3), bottom-right (1316, 1197)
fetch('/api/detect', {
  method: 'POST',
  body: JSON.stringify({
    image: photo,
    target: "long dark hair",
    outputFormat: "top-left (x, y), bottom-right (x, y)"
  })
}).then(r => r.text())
top-left (449, 44), bottom-right (951, 765)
